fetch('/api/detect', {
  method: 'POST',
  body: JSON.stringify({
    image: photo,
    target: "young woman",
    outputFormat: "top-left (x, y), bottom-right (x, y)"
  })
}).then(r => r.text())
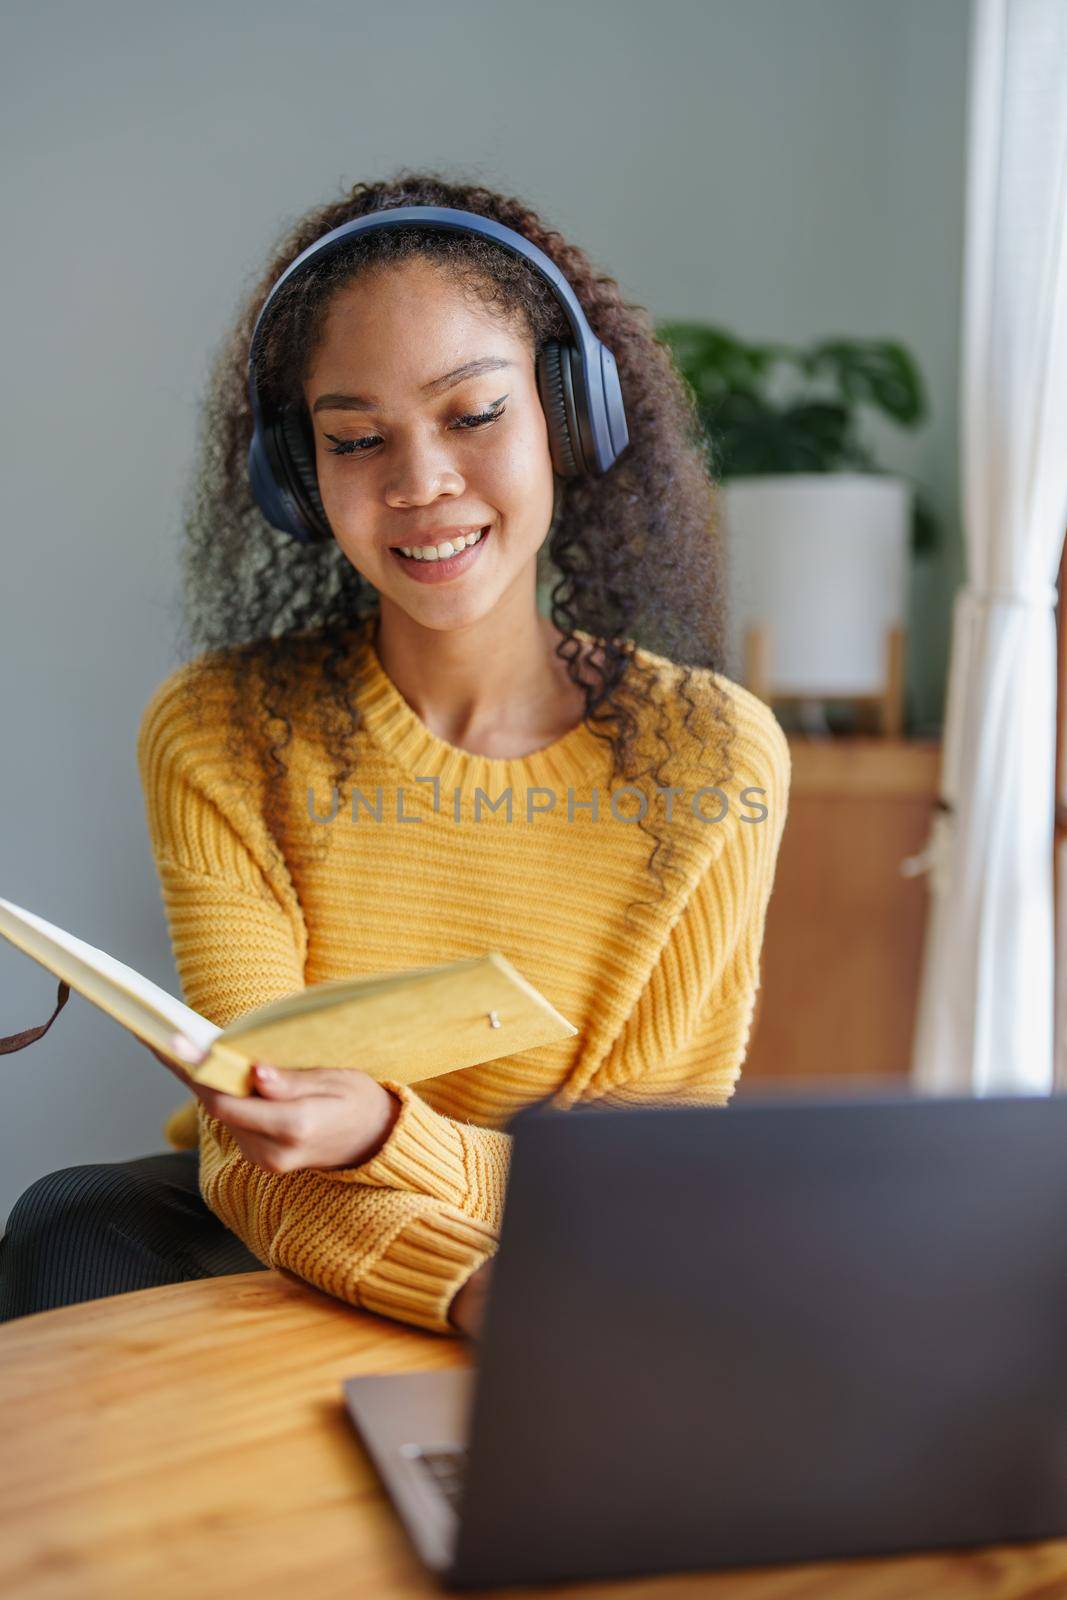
top-left (0, 170), bottom-right (790, 1336)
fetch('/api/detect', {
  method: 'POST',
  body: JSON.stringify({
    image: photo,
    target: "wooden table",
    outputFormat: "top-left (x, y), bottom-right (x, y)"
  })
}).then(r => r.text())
top-left (2, 1271), bottom-right (1066, 1600)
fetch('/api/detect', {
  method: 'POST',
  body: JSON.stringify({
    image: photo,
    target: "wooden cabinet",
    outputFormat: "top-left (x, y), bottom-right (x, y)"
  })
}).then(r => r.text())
top-left (740, 738), bottom-right (941, 1086)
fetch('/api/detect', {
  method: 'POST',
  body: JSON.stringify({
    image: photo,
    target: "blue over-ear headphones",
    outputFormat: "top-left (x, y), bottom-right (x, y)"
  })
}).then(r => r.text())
top-left (246, 205), bottom-right (630, 545)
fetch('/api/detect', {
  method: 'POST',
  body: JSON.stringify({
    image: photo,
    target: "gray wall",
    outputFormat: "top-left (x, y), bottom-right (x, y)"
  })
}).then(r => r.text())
top-left (0, 0), bottom-right (970, 1227)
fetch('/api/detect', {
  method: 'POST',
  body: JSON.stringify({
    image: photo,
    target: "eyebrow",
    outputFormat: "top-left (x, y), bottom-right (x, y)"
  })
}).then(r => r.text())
top-left (311, 356), bottom-right (516, 415)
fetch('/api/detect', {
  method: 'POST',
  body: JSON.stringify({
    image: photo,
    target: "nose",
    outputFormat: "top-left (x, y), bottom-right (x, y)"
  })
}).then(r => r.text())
top-left (383, 430), bottom-right (465, 509)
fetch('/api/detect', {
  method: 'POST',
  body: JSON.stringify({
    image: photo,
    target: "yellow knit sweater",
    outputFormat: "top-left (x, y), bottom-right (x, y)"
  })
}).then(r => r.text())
top-left (136, 619), bottom-right (790, 1335)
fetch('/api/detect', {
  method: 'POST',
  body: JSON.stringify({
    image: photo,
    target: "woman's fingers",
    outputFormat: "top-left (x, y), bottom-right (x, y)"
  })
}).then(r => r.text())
top-left (228, 1130), bottom-right (306, 1175)
top-left (146, 1043), bottom-right (196, 1088)
top-left (146, 1036), bottom-right (214, 1096)
top-left (196, 1084), bottom-right (326, 1140)
top-left (168, 1034), bottom-right (209, 1067)
top-left (248, 1064), bottom-right (355, 1098)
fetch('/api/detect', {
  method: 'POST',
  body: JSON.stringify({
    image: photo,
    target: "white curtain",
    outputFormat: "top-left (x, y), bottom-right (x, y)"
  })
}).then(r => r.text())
top-left (910, 0), bottom-right (1067, 1096)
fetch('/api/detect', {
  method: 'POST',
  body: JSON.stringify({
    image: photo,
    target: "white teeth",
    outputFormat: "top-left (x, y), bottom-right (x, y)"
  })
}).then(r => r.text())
top-left (398, 528), bottom-right (486, 561)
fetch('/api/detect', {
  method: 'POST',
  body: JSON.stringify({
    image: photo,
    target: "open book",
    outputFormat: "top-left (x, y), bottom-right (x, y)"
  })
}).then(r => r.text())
top-left (0, 895), bottom-right (577, 1096)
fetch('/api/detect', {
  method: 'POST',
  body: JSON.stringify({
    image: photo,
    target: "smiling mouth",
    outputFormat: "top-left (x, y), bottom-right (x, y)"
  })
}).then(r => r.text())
top-left (390, 526), bottom-right (491, 561)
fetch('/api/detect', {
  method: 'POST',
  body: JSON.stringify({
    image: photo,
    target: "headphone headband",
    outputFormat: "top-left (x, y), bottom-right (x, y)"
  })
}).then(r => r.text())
top-left (246, 204), bottom-right (629, 543)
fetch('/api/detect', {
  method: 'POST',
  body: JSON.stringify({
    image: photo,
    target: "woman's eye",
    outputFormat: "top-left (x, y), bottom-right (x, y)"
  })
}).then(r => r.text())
top-left (453, 400), bottom-right (507, 431)
top-left (325, 433), bottom-right (379, 456)
top-left (323, 399), bottom-right (506, 458)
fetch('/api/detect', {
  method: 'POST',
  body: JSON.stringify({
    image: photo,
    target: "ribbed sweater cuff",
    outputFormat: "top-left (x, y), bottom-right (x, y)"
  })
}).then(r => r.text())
top-left (357, 1208), bottom-right (495, 1334)
top-left (325, 1079), bottom-right (469, 1207)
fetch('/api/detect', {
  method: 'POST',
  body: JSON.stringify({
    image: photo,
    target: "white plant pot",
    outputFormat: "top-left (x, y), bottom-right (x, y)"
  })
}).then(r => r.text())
top-left (719, 473), bottom-right (912, 696)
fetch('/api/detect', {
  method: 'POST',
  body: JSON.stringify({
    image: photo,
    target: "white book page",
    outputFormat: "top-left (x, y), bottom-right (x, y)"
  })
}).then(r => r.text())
top-left (0, 895), bottom-right (220, 1056)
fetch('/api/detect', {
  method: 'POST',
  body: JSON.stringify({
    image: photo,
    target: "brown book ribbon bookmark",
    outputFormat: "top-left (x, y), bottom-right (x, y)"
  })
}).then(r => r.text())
top-left (0, 979), bottom-right (71, 1054)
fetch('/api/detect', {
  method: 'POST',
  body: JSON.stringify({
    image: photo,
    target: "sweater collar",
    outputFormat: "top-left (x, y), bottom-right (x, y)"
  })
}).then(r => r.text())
top-left (352, 615), bottom-right (614, 795)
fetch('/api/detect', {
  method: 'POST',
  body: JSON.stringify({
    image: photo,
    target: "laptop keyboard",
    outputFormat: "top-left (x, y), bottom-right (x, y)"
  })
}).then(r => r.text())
top-left (415, 1445), bottom-right (468, 1513)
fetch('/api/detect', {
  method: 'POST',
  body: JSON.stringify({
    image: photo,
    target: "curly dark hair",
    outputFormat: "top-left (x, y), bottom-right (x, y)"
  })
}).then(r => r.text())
top-left (171, 167), bottom-right (737, 924)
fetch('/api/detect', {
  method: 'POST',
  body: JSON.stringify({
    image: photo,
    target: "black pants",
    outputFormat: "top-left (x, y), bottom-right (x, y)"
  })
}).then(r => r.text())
top-left (0, 1151), bottom-right (268, 1323)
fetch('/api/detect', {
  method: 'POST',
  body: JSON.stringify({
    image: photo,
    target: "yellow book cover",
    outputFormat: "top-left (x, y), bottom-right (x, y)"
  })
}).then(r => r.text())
top-left (0, 895), bottom-right (577, 1097)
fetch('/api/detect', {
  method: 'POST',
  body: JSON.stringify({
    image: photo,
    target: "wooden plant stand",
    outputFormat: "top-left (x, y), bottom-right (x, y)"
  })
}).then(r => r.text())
top-left (743, 621), bottom-right (906, 737)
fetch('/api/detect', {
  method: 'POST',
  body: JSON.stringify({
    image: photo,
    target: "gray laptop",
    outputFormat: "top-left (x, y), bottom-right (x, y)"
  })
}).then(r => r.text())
top-left (342, 1092), bottom-right (1067, 1590)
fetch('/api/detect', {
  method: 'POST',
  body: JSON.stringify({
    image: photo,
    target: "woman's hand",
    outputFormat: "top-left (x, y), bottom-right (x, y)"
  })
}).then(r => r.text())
top-left (449, 1258), bottom-right (495, 1341)
top-left (146, 1037), bottom-right (401, 1174)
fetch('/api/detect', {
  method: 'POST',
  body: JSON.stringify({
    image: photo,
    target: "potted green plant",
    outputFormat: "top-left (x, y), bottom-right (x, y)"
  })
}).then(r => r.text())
top-left (657, 322), bottom-right (938, 703)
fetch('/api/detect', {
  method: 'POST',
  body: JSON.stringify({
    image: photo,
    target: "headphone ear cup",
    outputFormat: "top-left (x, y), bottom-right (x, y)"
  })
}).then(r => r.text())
top-left (537, 339), bottom-right (583, 477)
top-left (278, 406), bottom-right (331, 540)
